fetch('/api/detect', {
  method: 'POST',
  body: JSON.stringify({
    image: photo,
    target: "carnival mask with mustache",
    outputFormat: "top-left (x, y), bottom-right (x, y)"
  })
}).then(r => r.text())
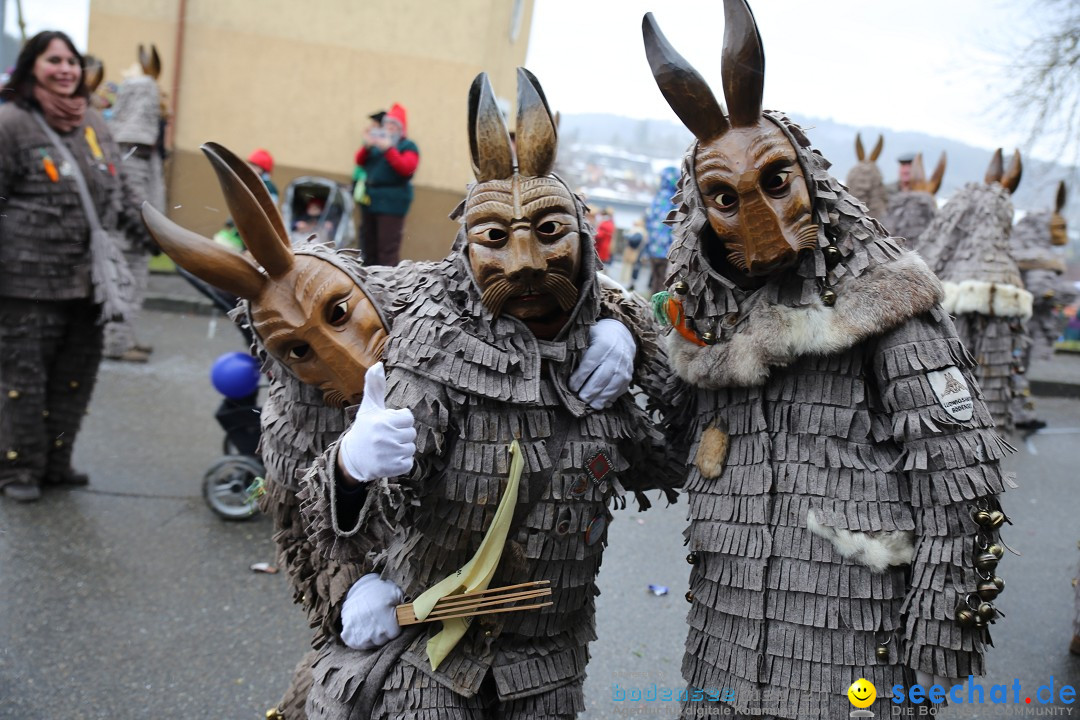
top-left (141, 143), bottom-right (387, 408)
top-left (464, 69), bottom-right (582, 322)
top-left (643, 0), bottom-right (819, 278)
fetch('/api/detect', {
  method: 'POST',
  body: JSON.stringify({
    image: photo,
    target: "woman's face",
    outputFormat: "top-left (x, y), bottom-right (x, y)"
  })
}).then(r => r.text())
top-left (33, 38), bottom-right (81, 97)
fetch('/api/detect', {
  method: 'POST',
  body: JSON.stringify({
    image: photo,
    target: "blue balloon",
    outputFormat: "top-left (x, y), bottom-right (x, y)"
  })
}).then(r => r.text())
top-left (210, 352), bottom-right (260, 398)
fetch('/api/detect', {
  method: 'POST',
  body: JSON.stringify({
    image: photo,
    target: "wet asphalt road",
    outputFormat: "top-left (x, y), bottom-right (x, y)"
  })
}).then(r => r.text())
top-left (1, 308), bottom-right (1078, 719)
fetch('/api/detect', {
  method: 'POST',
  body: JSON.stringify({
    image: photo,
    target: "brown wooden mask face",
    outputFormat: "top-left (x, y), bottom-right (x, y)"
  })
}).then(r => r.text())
top-left (466, 176), bottom-right (582, 320)
top-left (465, 69), bottom-right (581, 320)
top-left (695, 121), bottom-right (816, 276)
top-left (644, 1), bottom-right (819, 279)
top-left (141, 142), bottom-right (387, 407)
top-left (252, 255), bottom-right (387, 407)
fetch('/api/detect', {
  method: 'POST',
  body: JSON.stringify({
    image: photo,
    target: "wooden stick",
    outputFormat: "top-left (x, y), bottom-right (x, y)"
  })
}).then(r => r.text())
top-left (396, 581), bottom-right (553, 626)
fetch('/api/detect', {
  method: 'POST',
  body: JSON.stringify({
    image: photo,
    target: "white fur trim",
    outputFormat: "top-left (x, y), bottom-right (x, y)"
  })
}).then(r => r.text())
top-left (944, 280), bottom-right (1034, 320)
top-left (667, 251), bottom-right (943, 388)
top-left (806, 510), bottom-right (915, 573)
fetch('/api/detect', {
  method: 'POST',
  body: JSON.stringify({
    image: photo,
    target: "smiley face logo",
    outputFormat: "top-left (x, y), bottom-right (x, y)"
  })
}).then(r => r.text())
top-left (847, 678), bottom-right (877, 708)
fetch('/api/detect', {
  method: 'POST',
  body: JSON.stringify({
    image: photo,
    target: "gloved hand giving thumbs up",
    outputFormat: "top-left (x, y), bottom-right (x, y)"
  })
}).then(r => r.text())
top-left (337, 362), bottom-right (417, 484)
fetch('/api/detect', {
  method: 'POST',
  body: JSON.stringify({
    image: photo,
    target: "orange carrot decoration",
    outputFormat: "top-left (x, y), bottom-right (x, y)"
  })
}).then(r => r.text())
top-left (651, 291), bottom-right (706, 347)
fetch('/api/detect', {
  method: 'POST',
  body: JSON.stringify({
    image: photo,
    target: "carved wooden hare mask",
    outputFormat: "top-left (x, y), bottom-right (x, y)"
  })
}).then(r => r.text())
top-left (141, 143), bottom-right (387, 407)
top-left (643, 0), bottom-right (818, 278)
top-left (464, 69), bottom-right (582, 322)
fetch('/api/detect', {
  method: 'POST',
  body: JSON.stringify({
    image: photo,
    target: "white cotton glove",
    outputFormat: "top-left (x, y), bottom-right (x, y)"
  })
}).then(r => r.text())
top-left (337, 362), bottom-right (417, 482)
top-left (914, 670), bottom-right (962, 691)
top-left (569, 318), bottom-right (636, 410)
top-left (340, 573), bottom-right (405, 650)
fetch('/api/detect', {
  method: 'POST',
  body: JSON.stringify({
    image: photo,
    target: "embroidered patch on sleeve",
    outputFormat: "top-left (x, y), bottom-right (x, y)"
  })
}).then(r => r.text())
top-left (927, 366), bottom-right (974, 421)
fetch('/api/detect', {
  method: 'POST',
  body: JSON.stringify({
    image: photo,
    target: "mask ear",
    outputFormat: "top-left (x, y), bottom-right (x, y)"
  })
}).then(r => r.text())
top-left (141, 202), bottom-right (267, 300)
top-left (515, 67), bottom-right (558, 177)
top-left (83, 58), bottom-right (104, 93)
top-left (201, 142), bottom-right (294, 278)
top-left (1056, 180), bottom-right (1067, 213)
top-left (928, 151), bottom-right (946, 195)
top-left (869, 134), bottom-right (884, 163)
top-left (721, 0), bottom-right (765, 128)
top-left (642, 12), bottom-right (728, 142)
top-left (1001, 149), bottom-right (1022, 194)
top-left (855, 133), bottom-right (865, 162)
top-left (984, 148), bottom-right (1004, 185)
top-left (467, 72), bottom-right (514, 182)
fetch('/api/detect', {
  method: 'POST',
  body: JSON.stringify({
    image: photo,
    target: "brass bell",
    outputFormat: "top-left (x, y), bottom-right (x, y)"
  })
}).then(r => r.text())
top-left (977, 579), bottom-right (1000, 601)
top-left (4, 450), bottom-right (17, 461)
top-left (6, 389), bottom-right (18, 400)
top-left (986, 510), bottom-right (1006, 529)
top-left (955, 606), bottom-right (976, 627)
top-left (685, 590), bottom-right (695, 603)
top-left (41, 410), bottom-right (49, 418)
top-left (875, 645), bottom-right (890, 662)
top-left (993, 576), bottom-right (1005, 592)
top-left (700, 332), bottom-right (717, 345)
top-left (972, 509), bottom-right (993, 526)
top-left (54, 439), bottom-right (64, 448)
top-left (673, 281), bottom-right (689, 296)
top-left (987, 543), bottom-right (1004, 560)
top-left (820, 289), bottom-right (837, 307)
top-left (974, 552), bottom-right (999, 572)
top-left (976, 602), bottom-right (996, 623)
top-left (822, 245), bottom-right (842, 267)
top-left (686, 552), bottom-right (699, 565)
top-left (69, 380), bottom-right (79, 389)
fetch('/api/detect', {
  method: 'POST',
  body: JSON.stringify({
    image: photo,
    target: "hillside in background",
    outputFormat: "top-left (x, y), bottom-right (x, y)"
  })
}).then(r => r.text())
top-left (557, 112), bottom-right (1080, 231)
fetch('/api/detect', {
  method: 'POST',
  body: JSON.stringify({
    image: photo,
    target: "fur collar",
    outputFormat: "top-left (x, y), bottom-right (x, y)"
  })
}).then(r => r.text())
top-left (667, 250), bottom-right (943, 388)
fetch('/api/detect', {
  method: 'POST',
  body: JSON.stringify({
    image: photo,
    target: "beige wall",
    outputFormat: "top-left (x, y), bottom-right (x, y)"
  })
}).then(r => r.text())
top-left (88, 0), bottom-right (534, 261)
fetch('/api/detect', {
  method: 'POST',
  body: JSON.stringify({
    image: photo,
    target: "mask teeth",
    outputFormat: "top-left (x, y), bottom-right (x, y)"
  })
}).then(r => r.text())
top-left (322, 389), bottom-right (348, 409)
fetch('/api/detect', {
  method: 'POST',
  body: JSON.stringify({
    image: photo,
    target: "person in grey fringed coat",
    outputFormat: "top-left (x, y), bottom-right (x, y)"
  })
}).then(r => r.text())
top-left (643, 3), bottom-right (1012, 717)
top-left (882, 151), bottom-right (946, 253)
top-left (1007, 181), bottom-right (1075, 429)
top-left (103, 45), bottom-right (167, 362)
top-left (299, 69), bottom-right (686, 720)
top-left (918, 150), bottom-right (1031, 431)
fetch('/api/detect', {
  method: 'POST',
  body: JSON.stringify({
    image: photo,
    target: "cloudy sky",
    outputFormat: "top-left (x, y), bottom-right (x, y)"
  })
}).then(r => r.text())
top-left (8, 0), bottom-right (1053, 159)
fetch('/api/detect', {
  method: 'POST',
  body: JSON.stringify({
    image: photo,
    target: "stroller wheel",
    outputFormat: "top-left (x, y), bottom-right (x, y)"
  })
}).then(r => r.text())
top-left (202, 455), bottom-right (264, 521)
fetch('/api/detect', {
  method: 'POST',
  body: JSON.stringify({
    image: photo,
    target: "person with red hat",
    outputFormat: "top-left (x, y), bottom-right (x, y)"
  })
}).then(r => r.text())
top-left (247, 147), bottom-right (279, 206)
top-left (354, 102), bottom-right (419, 265)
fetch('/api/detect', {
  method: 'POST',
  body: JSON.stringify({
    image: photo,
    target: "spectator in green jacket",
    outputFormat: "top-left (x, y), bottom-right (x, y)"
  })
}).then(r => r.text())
top-left (354, 103), bottom-right (419, 266)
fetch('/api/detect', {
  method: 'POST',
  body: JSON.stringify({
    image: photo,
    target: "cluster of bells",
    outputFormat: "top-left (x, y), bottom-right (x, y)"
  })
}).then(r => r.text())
top-left (3, 382), bottom-right (81, 460)
top-left (955, 504), bottom-right (1008, 631)
top-left (669, 245), bottom-right (843, 346)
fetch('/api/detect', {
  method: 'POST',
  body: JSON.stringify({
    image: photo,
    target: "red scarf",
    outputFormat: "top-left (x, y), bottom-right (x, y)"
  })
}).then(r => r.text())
top-left (33, 84), bottom-right (87, 133)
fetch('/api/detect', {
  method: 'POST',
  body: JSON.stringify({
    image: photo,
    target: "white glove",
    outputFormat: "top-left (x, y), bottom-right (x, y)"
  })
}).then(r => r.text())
top-left (340, 573), bottom-right (404, 650)
top-left (914, 670), bottom-right (962, 690)
top-left (569, 318), bottom-right (636, 410)
top-left (338, 362), bottom-right (417, 482)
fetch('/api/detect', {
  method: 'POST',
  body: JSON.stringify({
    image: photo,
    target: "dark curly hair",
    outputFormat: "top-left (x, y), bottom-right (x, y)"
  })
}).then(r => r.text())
top-left (0, 30), bottom-right (88, 108)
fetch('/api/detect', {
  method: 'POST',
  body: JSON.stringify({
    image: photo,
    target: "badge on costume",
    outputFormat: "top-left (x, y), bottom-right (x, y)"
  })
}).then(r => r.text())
top-left (84, 126), bottom-right (105, 161)
top-left (927, 366), bottom-right (974, 421)
top-left (585, 450), bottom-right (612, 492)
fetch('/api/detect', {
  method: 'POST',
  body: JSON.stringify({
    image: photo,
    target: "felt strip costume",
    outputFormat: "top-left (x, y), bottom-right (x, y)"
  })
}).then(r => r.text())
top-left (918, 150), bottom-right (1030, 431)
top-left (882, 152), bottom-right (946, 252)
top-left (299, 69), bottom-right (685, 720)
top-left (642, 3), bottom-right (1012, 718)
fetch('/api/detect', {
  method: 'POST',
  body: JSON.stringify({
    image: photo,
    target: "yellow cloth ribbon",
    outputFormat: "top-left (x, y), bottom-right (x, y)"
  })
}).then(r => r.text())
top-left (84, 126), bottom-right (104, 162)
top-left (412, 439), bottom-right (524, 670)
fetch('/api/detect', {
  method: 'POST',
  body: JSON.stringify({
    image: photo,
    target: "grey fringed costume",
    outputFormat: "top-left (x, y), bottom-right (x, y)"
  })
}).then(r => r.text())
top-left (1008, 211), bottom-right (1076, 423)
top-left (883, 191), bottom-right (938, 252)
top-left (103, 73), bottom-right (165, 358)
top-left (0, 102), bottom-right (141, 491)
top-left (919, 183), bottom-right (1033, 431)
top-left (300, 224), bottom-right (684, 719)
top-left (845, 162), bottom-right (887, 221)
top-left (242, 247), bottom-right (429, 719)
top-left (664, 114), bottom-right (1013, 719)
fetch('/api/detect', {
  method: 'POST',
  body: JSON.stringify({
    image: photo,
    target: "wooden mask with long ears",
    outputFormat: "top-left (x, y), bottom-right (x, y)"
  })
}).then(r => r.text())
top-left (1050, 180), bottom-right (1068, 247)
top-left (138, 44), bottom-right (161, 80)
top-left (464, 69), bottom-right (583, 325)
top-left (909, 152), bottom-right (947, 195)
top-left (643, 0), bottom-right (818, 278)
top-left (847, 133), bottom-right (886, 218)
top-left (984, 148), bottom-right (1023, 195)
top-left (141, 143), bottom-right (387, 407)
